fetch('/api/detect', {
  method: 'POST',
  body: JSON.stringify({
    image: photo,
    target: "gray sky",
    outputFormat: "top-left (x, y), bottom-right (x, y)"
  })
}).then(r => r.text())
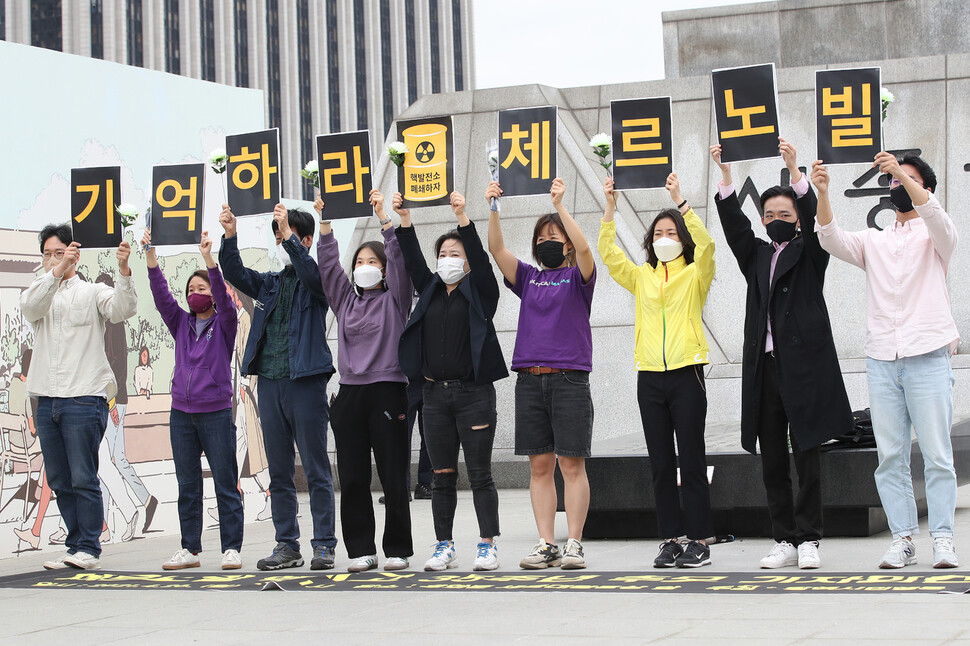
top-left (472, 0), bottom-right (772, 89)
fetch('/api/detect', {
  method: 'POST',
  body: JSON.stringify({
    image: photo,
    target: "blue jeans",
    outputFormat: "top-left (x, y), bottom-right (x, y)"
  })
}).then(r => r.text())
top-left (170, 408), bottom-right (244, 552)
top-left (867, 346), bottom-right (957, 538)
top-left (257, 374), bottom-right (336, 551)
top-left (35, 396), bottom-right (107, 557)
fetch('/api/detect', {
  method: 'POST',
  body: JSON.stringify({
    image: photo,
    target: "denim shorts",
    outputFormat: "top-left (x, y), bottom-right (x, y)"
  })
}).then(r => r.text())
top-left (514, 370), bottom-right (593, 458)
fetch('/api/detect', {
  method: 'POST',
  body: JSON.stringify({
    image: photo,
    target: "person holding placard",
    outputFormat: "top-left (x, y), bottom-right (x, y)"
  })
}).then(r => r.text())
top-left (393, 190), bottom-right (508, 572)
top-left (219, 203), bottom-right (338, 572)
top-left (21, 225), bottom-right (137, 570)
top-left (711, 139), bottom-right (851, 570)
top-left (315, 189), bottom-right (414, 573)
top-left (486, 178), bottom-right (595, 571)
top-left (814, 153), bottom-right (959, 569)
top-left (598, 173), bottom-right (716, 568)
top-left (142, 229), bottom-right (244, 571)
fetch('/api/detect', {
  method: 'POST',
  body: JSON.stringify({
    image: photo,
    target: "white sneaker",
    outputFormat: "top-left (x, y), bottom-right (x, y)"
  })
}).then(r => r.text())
top-left (879, 537), bottom-right (917, 569)
top-left (424, 540), bottom-right (457, 571)
top-left (932, 537), bottom-right (959, 569)
top-left (162, 548), bottom-right (201, 570)
top-left (222, 549), bottom-right (242, 570)
top-left (760, 541), bottom-right (798, 568)
top-left (384, 556), bottom-right (409, 571)
top-left (64, 551), bottom-right (101, 570)
top-left (347, 554), bottom-right (378, 572)
top-left (43, 551), bottom-right (71, 570)
top-left (472, 542), bottom-right (499, 571)
top-left (797, 541), bottom-right (821, 569)
top-left (561, 538), bottom-right (587, 570)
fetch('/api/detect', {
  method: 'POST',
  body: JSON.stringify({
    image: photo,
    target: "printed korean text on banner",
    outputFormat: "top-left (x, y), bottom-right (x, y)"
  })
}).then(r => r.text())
top-left (815, 67), bottom-right (882, 166)
top-left (396, 116), bottom-right (454, 208)
top-left (498, 106), bottom-right (558, 196)
top-left (611, 97), bottom-right (673, 190)
top-left (226, 128), bottom-right (281, 217)
top-left (712, 64), bottom-right (780, 163)
top-left (150, 163), bottom-right (206, 246)
top-left (316, 130), bottom-right (373, 219)
top-left (71, 166), bottom-right (123, 248)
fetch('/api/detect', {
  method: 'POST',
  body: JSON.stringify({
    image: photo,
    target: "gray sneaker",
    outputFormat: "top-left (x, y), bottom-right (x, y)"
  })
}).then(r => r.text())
top-left (519, 540), bottom-right (561, 569)
top-left (257, 542), bottom-right (304, 570)
top-left (310, 545), bottom-right (336, 570)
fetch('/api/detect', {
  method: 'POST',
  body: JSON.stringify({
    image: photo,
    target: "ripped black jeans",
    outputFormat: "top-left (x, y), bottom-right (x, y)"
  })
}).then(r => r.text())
top-left (422, 380), bottom-right (500, 541)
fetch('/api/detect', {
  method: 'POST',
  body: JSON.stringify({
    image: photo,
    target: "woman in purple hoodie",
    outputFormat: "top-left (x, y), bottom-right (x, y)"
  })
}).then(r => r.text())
top-left (315, 189), bottom-right (414, 573)
top-left (143, 229), bottom-right (243, 571)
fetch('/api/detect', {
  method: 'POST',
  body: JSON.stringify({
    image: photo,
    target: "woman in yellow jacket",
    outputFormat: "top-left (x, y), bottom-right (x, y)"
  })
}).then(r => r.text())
top-left (598, 172), bottom-right (716, 569)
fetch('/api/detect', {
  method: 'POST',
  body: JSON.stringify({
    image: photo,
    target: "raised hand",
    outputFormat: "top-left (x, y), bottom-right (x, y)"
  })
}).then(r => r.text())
top-left (485, 181), bottom-right (503, 206)
top-left (117, 241), bottom-right (132, 276)
top-left (550, 177), bottom-right (566, 207)
top-left (273, 203), bottom-right (291, 239)
top-left (810, 160), bottom-right (829, 194)
top-left (219, 204), bottom-right (237, 237)
top-left (665, 172), bottom-right (684, 208)
top-left (391, 192), bottom-right (410, 220)
top-left (54, 242), bottom-right (81, 278)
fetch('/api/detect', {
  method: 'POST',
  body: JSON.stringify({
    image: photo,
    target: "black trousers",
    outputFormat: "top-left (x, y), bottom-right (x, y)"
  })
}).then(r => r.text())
top-left (330, 381), bottom-right (413, 558)
top-left (758, 354), bottom-right (822, 545)
top-left (637, 366), bottom-right (714, 540)
top-left (406, 380), bottom-right (433, 488)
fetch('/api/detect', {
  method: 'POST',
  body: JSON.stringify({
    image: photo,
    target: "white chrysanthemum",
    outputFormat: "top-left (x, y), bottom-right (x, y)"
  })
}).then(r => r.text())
top-left (303, 159), bottom-right (318, 174)
top-left (388, 141), bottom-right (408, 155)
top-left (880, 87), bottom-right (895, 103)
top-left (589, 133), bottom-right (612, 148)
top-left (209, 148), bottom-right (228, 163)
top-left (116, 203), bottom-right (138, 217)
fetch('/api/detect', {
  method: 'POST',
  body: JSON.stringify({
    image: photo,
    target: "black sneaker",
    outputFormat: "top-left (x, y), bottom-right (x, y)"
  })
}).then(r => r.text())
top-left (256, 542), bottom-right (304, 570)
top-left (675, 540), bottom-right (711, 568)
top-left (413, 483), bottom-right (433, 500)
top-left (310, 545), bottom-right (335, 570)
top-left (653, 540), bottom-right (684, 568)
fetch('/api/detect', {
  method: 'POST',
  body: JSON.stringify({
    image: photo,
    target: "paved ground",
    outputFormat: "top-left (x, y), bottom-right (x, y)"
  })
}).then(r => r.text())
top-left (1, 487), bottom-right (969, 644)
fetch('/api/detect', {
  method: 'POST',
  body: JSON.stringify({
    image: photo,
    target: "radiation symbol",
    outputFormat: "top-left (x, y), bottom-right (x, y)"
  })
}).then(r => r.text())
top-left (415, 141), bottom-right (436, 163)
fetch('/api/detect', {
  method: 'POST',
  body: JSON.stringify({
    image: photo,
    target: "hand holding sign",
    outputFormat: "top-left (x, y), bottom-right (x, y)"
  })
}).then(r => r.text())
top-left (873, 151), bottom-right (902, 177)
top-left (811, 160), bottom-right (830, 194)
top-left (273, 203), bottom-right (291, 241)
top-left (665, 173), bottom-right (684, 209)
top-left (709, 144), bottom-right (733, 186)
top-left (53, 242), bottom-right (81, 279)
top-left (550, 178), bottom-right (566, 207)
top-left (391, 192), bottom-right (410, 220)
top-left (778, 138), bottom-right (800, 179)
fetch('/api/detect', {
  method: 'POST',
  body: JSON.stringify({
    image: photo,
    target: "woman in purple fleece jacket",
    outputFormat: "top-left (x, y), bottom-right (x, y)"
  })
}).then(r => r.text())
top-left (315, 189), bottom-right (414, 573)
top-left (143, 229), bottom-right (244, 572)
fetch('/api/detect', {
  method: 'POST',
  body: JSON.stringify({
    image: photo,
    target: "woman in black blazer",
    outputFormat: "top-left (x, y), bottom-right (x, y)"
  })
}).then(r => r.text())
top-left (393, 190), bottom-right (508, 572)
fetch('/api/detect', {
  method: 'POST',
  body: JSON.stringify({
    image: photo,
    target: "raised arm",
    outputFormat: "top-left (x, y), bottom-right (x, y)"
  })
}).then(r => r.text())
top-left (98, 241), bottom-right (138, 323)
top-left (711, 145), bottom-right (760, 273)
top-left (202, 232), bottom-right (237, 339)
top-left (20, 241), bottom-right (80, 322)
top-left (669, 172), bottom-right (715, 293)
top-left (314, 195), bottom-right (354, 316)
top-left (274, 202), bottom-right (328, 305)
top-left (551, 178), bottom-right (594, 283)
top-left (485, 181), bottom-right (519, 285)
top-left (146, 263), bottom-right (183, 337)
top-left (811, 161), bottom-right (867, 269)
top-left (217, 204), bottom-right (268, 299)
top-left (597, 178), bottom-right (638, 294)
top-left (392, 192), bottom-right (433, 293)
top-left (455, 194), bottom-right (500, 311)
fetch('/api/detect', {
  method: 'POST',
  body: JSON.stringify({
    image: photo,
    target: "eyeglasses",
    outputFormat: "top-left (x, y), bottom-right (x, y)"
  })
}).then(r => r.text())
top-left (888, 176), bottom-right (923, 188)
top-left (42, 250), bottom-right (66, 260)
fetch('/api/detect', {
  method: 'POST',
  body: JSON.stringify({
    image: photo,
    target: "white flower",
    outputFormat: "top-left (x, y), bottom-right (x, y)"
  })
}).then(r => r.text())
top-left (589, 133), bottom-right (612, 149)
top-left (116, 203), bottom-right (138, 218)
top-left (388, 141), bottom-right (408, 155)
top-left (880, 87), bottom-right (895, 104)
top-left (209, 148), bottom-right (228, 164)
top-left (303, 159), bottom-right (318, 174)
top-left (488, 150), bottom-right (499, 164)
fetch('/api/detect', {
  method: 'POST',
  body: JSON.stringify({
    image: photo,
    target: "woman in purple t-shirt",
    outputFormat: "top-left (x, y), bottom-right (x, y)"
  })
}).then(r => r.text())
top-left (486, 177), bottom-right (596, 571)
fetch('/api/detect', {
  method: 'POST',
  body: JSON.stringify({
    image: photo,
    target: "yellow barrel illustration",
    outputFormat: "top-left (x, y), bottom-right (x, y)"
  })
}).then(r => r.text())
top-left (403, 123), bottom-right (448, 202)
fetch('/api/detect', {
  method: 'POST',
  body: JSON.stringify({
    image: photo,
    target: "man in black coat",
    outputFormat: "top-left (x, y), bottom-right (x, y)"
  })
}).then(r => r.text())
top-left (711, 140), bottom-right (852, 569)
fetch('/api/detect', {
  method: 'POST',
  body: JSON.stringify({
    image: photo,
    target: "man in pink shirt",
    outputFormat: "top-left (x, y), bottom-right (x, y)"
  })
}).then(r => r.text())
top-left (814, 152), bottom-right (959, 569)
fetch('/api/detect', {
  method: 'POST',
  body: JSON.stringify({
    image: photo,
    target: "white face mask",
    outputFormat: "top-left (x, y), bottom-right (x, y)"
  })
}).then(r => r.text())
top-left (277, 244), bottom-right (292, 267)
top-left (353, 264), bottom-right (383, 289)
top-left (653, 236), bottom-right (683, 263)
top-left (436, 256), bottom-right (468, 285)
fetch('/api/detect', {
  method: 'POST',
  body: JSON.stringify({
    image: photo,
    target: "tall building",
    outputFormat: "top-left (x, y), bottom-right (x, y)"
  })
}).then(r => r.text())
top-left (2, 0), bottom-right (475, 200)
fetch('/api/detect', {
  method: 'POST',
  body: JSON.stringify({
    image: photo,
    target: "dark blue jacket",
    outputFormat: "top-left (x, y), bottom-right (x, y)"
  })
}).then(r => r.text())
top-left (397, 221), bottom-right (508, 386)
top-left (219, 233), bottom-right (334, 380)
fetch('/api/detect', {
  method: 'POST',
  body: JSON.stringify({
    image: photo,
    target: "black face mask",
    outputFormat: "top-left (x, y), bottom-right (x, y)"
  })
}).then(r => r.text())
top-left (536, 240), bottom-right (566, 268)
top-left (890, 185), bottom-right (914, 213)
top-left (766, 219), bottom-right (797, 244)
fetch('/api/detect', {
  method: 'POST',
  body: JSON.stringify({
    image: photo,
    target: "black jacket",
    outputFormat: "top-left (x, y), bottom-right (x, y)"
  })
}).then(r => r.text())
top-left (715, 186), bottom-right (852, 453)
top-left (396, 221), bottom-right (508, 386)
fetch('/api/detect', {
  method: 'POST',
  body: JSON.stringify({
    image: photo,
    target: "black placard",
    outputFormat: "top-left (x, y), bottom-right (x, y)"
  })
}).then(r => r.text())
top-left (712, 64), bottom-right (780, 163)
top-left (396, 116), bottom-right (455, 208)
top-left (70, 166), bottom-right (123, 249)
top-left (498, 106), bottom-right (558, 196)
top-left (150, 163), bottom-right (205, 246)
top-left (611, 97), bottom-right (673, 190)
top-left (815, 67), bottom-right (882, 166)
top-left (226, 128), bottom-right (281, 217)
top-left (316, 130), bottom-right (374, 219)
